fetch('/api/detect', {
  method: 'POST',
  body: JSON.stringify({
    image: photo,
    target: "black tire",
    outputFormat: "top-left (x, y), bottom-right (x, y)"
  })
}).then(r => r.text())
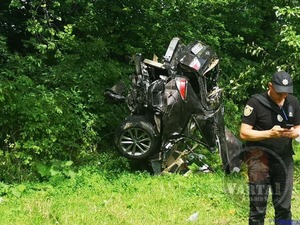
top-left (217, 133), bottom-right (230, 173)
top-left (214, 107), bottom-right (231, 173)
top-left (114, 116), bottom-right (159, 159)
top-left (224, 128), bottom-right (242, 172)
top-left (217, 128), bottom-right (243, 174)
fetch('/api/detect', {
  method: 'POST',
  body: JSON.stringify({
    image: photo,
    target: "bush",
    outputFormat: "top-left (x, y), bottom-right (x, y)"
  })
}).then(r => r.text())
top-left (0, 75), bottom-right (98, 182)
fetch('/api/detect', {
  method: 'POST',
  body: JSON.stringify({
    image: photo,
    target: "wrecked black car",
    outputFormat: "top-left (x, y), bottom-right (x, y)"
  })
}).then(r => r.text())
top-left (105, 37), bottom-right (241, 174)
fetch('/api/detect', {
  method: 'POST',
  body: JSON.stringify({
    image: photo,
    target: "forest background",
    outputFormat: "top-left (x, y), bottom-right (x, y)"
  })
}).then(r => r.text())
top-left (0, 0), bottom-right (300, 183)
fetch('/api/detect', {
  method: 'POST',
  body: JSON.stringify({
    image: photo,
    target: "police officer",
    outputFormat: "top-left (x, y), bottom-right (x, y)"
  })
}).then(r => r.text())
top-left (240, 71), bottom-right (300, 225)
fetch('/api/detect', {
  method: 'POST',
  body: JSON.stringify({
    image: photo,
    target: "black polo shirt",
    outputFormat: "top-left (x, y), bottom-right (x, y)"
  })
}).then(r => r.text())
top-left (242, 91), bottom-right (300, 157)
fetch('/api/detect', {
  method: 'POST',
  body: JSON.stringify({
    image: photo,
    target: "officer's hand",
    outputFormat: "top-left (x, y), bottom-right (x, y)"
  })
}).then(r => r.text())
top-left (270, 125), bottom-right (285, 138)
top-left (281, 127), bottom-right (299, 139)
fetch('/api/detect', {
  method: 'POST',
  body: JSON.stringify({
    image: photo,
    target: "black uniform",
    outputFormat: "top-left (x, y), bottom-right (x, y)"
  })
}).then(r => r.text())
top-left (241, 91), bottom-right (300, 225)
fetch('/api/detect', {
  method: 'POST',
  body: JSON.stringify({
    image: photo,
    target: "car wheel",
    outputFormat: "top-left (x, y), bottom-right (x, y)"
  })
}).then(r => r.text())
top-left (216, 134), bottom-right (230, 173)
top-left (114, 116), bottom-right (159, 159)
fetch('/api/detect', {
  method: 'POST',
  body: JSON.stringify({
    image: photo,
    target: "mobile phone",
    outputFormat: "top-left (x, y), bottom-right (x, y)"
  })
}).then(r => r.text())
top-left (285, 123), bottom-right (294, 129)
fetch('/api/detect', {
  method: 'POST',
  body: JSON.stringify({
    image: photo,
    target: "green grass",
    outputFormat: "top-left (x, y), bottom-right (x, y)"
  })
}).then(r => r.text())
top-left (0, 147), bottom-right (300, 225)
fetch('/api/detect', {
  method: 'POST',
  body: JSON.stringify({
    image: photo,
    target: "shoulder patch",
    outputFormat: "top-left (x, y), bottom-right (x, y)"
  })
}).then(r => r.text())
top-left (244, 105), bottom-right (253, 116)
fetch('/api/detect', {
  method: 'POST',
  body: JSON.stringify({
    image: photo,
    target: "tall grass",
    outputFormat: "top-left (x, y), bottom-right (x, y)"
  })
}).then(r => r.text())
top-left (0, 147), bottom-right (299, 225)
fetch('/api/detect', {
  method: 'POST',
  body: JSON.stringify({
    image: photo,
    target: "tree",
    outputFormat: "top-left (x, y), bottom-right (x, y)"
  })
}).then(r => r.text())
top-left (1, 0), bottom-right (300, 182)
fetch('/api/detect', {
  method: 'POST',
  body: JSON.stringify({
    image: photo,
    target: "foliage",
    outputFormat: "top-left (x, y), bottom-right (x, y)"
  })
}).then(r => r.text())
top-left (1, 0), bottom-right (300, 182)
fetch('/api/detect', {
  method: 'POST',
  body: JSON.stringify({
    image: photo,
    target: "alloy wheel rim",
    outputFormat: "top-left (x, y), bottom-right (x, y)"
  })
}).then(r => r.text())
top-left (120, 128), bottom-right (152, 156)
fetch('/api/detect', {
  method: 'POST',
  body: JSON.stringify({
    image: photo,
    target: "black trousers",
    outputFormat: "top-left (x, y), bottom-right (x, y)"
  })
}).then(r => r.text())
top-left (246, 150), bottom-right (294, 225)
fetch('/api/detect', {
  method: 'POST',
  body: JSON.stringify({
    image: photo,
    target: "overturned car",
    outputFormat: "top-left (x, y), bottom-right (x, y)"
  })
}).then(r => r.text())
top-left (105, 37), bottom-right (241, 174)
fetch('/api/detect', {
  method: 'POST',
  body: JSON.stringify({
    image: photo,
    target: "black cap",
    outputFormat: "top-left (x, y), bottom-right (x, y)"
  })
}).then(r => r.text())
top-left (271, 71), bottom-right (293, 93)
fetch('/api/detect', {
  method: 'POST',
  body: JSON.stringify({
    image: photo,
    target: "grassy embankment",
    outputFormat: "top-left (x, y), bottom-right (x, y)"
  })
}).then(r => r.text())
top-left (0, 146), bottom-right (299, 225)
